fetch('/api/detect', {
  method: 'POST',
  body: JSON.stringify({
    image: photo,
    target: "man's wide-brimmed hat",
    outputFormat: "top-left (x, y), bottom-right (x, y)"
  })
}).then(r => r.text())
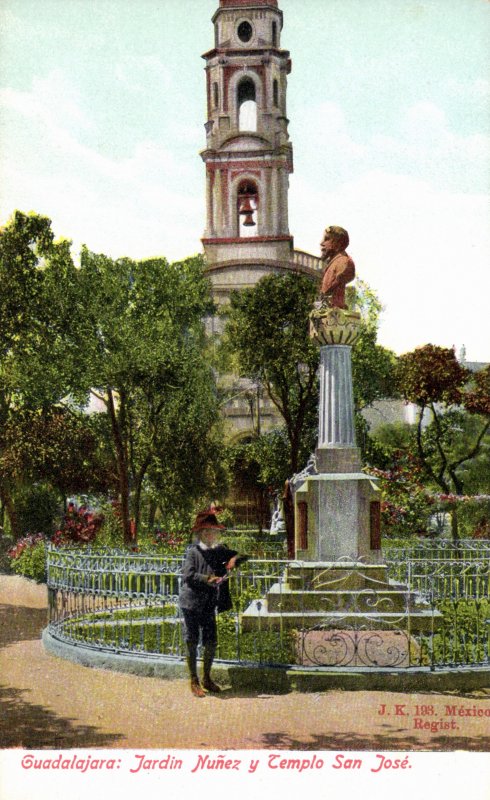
top-left (191, 510), bottom-right (226, 533)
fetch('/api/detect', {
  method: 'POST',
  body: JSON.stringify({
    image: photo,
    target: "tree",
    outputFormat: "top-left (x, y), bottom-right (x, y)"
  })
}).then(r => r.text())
top-left (220, 273), bottom-right (319, 474)
top-left (1, 407), bottom-right (115, 500)
top-left (347, 280), bottom-right (398, 461)
top-left (79, 250), bottom-right (224, 543)
top-left (396, 345), bottom-right (490, 539)
top-left (142, 349), bottom-right (228, 532)
top-left (369, 451), bottom-right (435, 539)
top-left (0, 211), bottom-right (82, 536)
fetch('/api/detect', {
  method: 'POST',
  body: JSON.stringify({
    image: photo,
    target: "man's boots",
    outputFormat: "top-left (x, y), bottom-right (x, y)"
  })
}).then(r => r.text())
top-left (186, 643), bottom-right (205, 697)
top-left (202, 644), bottom-right (221, 693)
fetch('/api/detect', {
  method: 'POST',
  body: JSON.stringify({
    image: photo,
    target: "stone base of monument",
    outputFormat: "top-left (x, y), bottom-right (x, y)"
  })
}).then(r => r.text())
top-left (293, 628), bottom-right (420, 669)
top-left (293, 463), bottom-right (382, 563)
top-left (241, 561), bottom-right (442, 639)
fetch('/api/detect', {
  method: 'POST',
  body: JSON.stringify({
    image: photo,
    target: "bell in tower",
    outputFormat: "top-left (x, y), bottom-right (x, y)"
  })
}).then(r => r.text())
top-left (238, 181), bottom-right (258, 231)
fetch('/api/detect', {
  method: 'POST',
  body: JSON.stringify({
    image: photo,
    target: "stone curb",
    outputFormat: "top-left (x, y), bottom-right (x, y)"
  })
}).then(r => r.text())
top-left (42, 629), bottom-right (490, 693)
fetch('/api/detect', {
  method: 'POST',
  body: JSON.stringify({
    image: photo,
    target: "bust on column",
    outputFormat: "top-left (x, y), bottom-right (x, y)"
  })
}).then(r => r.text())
top-left (292, 225), bottom-right (381, 562)
top-left (310, 225), bottom-right (362, 347)
top-left (319, 225), bottom-right (355, 309)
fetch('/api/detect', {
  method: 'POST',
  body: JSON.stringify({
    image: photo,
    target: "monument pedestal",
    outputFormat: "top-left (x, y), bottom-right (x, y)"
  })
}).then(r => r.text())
top-left (293, 310), bottom-right (381, 563)
top-left (294, 470), bottom-right (381, 563)
top-left (241, 307), bottom-right (442, 660)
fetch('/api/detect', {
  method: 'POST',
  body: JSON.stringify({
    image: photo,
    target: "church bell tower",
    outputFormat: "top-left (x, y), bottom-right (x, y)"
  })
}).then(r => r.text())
top-left (200, 0), bottom-right (322, 524)
top-left (201, 0), bottom-right (304, 304)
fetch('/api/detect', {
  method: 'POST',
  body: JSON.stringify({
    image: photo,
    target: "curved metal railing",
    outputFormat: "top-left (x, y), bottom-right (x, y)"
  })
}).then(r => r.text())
top-left (46, 543), bottom-right (490, 671)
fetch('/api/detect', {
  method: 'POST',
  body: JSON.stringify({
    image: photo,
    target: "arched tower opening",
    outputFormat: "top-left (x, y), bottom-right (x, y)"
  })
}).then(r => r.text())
top-left (238, 78), bottom-right (257, 131)
top-left (237, 180), bottom-right (259, 237)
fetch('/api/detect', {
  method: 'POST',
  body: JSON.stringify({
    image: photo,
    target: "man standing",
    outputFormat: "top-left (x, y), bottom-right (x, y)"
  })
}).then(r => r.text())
top-left (179, 509), bottom-right (247, 697)
top-left (319, 225), bottom-right (355, 309)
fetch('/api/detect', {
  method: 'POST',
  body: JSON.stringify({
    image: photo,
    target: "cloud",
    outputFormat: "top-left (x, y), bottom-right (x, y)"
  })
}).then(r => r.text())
top-left (291, 102), bottom-right (366, 186)
top-left (0, 70), bottom-right (93, 134)
top-left (0, 71), bottom-right (204, 262)
top-left (114, 55), bottom-right (172, 95)
top-left (1, 69), bottom-right (488, 360)
top-left (391, 102), bottom-right (490, 189)
top-left (446, 76), bottom-right (490, 102)
top-left (294, 98), bottom-right (489, 194)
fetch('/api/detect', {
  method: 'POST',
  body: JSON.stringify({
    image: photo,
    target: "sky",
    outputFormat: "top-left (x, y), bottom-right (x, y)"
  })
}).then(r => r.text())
top-left (0, 0), bottom-right (489, 361)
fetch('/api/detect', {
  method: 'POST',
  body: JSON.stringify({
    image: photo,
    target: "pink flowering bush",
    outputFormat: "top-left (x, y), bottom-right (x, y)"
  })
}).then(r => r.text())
top-left (7, 504), bottom-right (105, 582)
top-left (52, 502), bottom-right (104, 546)
top-left (368, 452), bottom-right (435, 538)
top-left (7, 533), bottom-right (46, 561)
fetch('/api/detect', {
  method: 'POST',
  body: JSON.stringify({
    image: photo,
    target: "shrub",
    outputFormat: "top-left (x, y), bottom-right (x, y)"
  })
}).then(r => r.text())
top-left (220, 533), bottom-right (257, 555)
top-left (368, 452), bottom-right (435, 538)
top-left (96, 501), bottom-right (125, 547)
top-left (416, 599), bottom-right (490, 667)
top-left (52, 503), bottom-right (104, 546)
top-left (14, 484), bottom-right (60, 537)
top-left (7, 502), bottom-right (104, 581)
top-left (0, 534), bottom-right (14, 574)
top-left (8, 534), bottom-right (47, 582)
top-left (452, 498), bottom-right (490, 539)
top-left (215, 507), bottom-right (235, 529)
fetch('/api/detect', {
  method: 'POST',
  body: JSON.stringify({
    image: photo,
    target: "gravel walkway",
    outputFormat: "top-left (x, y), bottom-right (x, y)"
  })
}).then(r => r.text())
top-left (1, 575), bottom-right (489, 751)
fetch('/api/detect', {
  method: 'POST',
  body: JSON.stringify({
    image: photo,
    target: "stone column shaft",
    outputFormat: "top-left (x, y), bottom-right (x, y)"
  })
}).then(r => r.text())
top-left (318, 345), bottom-right (356, 448)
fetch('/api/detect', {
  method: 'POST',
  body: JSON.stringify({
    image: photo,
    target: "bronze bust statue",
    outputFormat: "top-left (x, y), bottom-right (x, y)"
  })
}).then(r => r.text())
top-left (319, 226), bottom-right (355, 310)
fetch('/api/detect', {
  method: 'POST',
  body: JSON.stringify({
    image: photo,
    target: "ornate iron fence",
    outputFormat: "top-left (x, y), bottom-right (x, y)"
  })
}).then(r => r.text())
top-left (383, 539), bottom-right (490, 561)
top-left (46, 543), bottom-right (490, 671)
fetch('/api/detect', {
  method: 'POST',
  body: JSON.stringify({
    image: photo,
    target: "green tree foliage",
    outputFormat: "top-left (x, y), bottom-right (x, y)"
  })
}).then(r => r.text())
top-left (79, 250), bottom-right (225, 542)
top-left (349, 280), bottom-right (398, 412)
top-left (0, 211), bottom-right (82, 536)
top-left (2, 407), bottom-right (114, 498)
top-left (13, 486), bottom-right (60, 539)
top-left (0, 211), bottom-right (54, 354)
top-left (144, 354), bottom-right (228, 531)
top-left (396, 345), bottom-right (490, 539)
top-left (242, 428), bottom-right (293, 491)
top-left (352, 328), bottom-right (398, 415)
top-left (220, 273), bottom-right (320, 474)
top-left (349, 280), bottom-right (398, 463)
top-left (371, 421), bottom-right (414, 456)
top-left (1, 212), bottom-right (227, 545)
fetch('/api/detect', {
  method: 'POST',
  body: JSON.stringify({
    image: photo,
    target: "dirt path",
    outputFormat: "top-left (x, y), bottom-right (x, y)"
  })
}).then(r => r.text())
top-left (0, 575), bottom-right (489, 751)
